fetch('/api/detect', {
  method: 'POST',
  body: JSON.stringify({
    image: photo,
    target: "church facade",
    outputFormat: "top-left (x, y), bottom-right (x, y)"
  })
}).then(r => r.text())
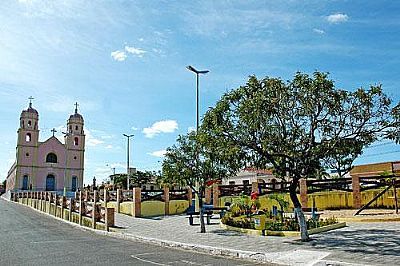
top-left (6, 102), bottom-right (85, 192)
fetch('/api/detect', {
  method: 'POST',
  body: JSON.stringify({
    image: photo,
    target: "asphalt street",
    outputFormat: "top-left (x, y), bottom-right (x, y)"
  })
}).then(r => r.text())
top-left (0, 198), bottom-right (265, 266)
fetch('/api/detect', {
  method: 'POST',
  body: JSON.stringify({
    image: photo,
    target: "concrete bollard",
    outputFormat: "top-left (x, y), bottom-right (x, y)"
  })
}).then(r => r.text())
top-left (105, 208), bottom-right (115, 231)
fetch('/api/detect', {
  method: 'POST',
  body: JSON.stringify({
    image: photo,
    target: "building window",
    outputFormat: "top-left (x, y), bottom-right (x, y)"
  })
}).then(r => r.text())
top-left (26, 153), bottom-right (29, 157)
top-left (22, 175), bottom-right (29, 190)
top-left (75, 125), bottom-right (78, 130)
top-left (243, 180), bottom-right (250, 186)
top-left (22, 121), bottom-right (25, 128)
top-left (150, 185), bottom-right (154, 190)
top-left (74, 137), bottom-right (79, 146)
top-left (26, 133), bottom-right (31, 142)
top-left (74, 156), bottom-right (77, 160)
top-left (46, 153), bottom-right (57, 163)
top-left (229, 181), bottom-right (235, 185)
top-left (28, 120), bottom-right (31, 126)
top-left (142, 186), bottom-right (146, 191)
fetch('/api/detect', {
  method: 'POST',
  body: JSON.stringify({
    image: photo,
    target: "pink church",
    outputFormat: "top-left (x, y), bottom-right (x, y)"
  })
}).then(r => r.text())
top-left (6, 101), bottom-right (85, 193)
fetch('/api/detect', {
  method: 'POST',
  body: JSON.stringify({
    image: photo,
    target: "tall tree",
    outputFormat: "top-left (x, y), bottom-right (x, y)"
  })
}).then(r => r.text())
top-left (161, 132), bottom-right (237, 233)
top-left (129, 170), bottom-right (153, 188)
top-left (202, 71), bottom-right (400, 241)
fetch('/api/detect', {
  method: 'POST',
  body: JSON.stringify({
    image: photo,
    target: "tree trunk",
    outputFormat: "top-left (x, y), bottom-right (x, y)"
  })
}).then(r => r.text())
top-left (198, 188), bottom-right (206, 233)
top-left (289, 178), bottom-right (309, 242)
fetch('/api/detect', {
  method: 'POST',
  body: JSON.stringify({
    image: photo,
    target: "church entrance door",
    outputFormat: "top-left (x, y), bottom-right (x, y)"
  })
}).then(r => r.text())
top-left (46, 174), bottom-right (55, 191)
top-left (22, 175), bottom-right (29, 190)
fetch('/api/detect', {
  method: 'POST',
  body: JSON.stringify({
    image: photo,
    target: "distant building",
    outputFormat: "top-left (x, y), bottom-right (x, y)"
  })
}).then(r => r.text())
top-left (222, 167), bottom-right (281, 185)
top-left (5, 101), bottom-right (85, 192)
top-left (350, 161), bottom-right (400, 177)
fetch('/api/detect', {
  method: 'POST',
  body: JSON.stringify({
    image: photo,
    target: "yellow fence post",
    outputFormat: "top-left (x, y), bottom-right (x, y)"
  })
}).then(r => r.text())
top-left (164, 186), bottom-right (170, 215)
top-left (133, 187), bottom-right (141, 217)
top-left (92, 190), bottom-right (97, 229)
top-left (299, 178), bottom-right (308, 208)
top-left (187, 187), bottom-right (193, 207)
top-left (352, 175), bottom-right (361, 209)
top-left (213, 183), bottom-right (220, 208)
top-left (116, 189), bottom-right (121, 213)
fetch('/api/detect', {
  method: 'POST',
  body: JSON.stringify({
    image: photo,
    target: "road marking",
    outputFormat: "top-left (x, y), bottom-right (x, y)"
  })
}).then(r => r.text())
top-left (177, 260), bottom-right (212, 266)
top-left (131, 255), bottom-right (167, 265)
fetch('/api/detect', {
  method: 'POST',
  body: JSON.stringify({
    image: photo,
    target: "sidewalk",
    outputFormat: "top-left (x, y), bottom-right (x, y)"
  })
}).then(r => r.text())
top-left (111, 213), bottom-right (400, 266)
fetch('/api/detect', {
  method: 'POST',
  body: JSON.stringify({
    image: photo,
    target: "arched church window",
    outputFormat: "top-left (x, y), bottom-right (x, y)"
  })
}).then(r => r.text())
top-left (69, 125), bottom-right (72, 132)
top-left (22, 121), bottom-right (25, 128)
top-left (74, 137), bottom-right (79, 146)
top-left (28, 120), bottom-right (31, 126)
top-left (75, 125), bottom-right (78, 130)
top-left (26, 133), bottom-right (31, 142)
top-left (46, 153), bottom-right (57, 163)
top-left (71, 176), bottom-right (77, 192)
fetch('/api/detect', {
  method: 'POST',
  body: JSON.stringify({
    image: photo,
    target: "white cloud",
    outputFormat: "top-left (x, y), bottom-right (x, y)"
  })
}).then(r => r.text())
top-left (105, 144), bottom-right (113, 149)
top-left (148, 150), bottom-right (166, 158)
top-left (132, 126), bottom-right (139, 131)
top-left (124, 46), bottom-right (146, 57)
top-left (313, 28), bottom-right (325, 34)
top-left (143, 120), bottom-right (178, 138)
top-left (326, 13), bottom-right (349, 24)
top-left (85, 128), bottom-right (104, 147)
top-left (187, 126), bottom-right (196, 133)
top-left (111, 50), bottom-right (127, 61)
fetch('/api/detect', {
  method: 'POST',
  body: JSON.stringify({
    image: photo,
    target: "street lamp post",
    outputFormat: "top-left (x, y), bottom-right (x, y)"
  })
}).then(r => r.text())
top-left (186, 65), bottom-right (209, 213)
top-left (123, 134), bottom-right (134, 189)
top-left (186, 65), bottom-right (209, 132)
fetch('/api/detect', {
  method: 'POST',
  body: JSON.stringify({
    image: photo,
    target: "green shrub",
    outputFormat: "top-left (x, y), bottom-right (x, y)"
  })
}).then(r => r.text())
top-left (222, 212), bottom-right (338, 231)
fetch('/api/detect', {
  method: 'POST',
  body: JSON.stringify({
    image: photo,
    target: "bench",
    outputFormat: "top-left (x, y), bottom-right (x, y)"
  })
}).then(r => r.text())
top-left (187, 210), bottom-right (214, 226)
top-left (203, 205), bottom-right (228, 218)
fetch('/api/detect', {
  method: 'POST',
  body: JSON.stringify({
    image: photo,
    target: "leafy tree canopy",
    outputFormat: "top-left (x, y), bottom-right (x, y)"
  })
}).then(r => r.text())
top-left (201, 71), bottom-right (400, 240)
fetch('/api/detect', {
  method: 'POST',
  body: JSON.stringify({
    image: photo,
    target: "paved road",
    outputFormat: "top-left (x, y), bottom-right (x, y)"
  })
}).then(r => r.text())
top-left (0, 199), bottom-right (265, 266)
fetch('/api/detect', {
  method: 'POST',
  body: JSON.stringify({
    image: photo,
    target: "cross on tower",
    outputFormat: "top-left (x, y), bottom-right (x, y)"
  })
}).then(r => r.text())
top-left (28, 96), bottom-right (34, 108)
top-left (51, 128), bottom-right (57, 137)
top-left (74, 102), bottom-right (79, 114)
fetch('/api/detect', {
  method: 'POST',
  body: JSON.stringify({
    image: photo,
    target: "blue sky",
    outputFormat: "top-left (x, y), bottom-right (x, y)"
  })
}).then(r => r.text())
top-left (1, 0), bottom-right (400, 184)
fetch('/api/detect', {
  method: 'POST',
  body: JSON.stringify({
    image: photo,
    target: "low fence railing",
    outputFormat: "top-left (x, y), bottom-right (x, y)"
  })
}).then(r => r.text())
top-left (12, 191), bottom-right (114, 231)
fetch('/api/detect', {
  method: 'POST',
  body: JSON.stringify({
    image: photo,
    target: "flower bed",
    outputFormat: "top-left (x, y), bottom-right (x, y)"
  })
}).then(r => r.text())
top-left (221, 214), bottom-right (345, 236)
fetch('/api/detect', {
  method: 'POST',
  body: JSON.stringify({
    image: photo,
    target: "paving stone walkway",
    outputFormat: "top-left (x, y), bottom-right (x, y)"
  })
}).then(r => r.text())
top-left (113, 213), bottom-right (400, 266)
